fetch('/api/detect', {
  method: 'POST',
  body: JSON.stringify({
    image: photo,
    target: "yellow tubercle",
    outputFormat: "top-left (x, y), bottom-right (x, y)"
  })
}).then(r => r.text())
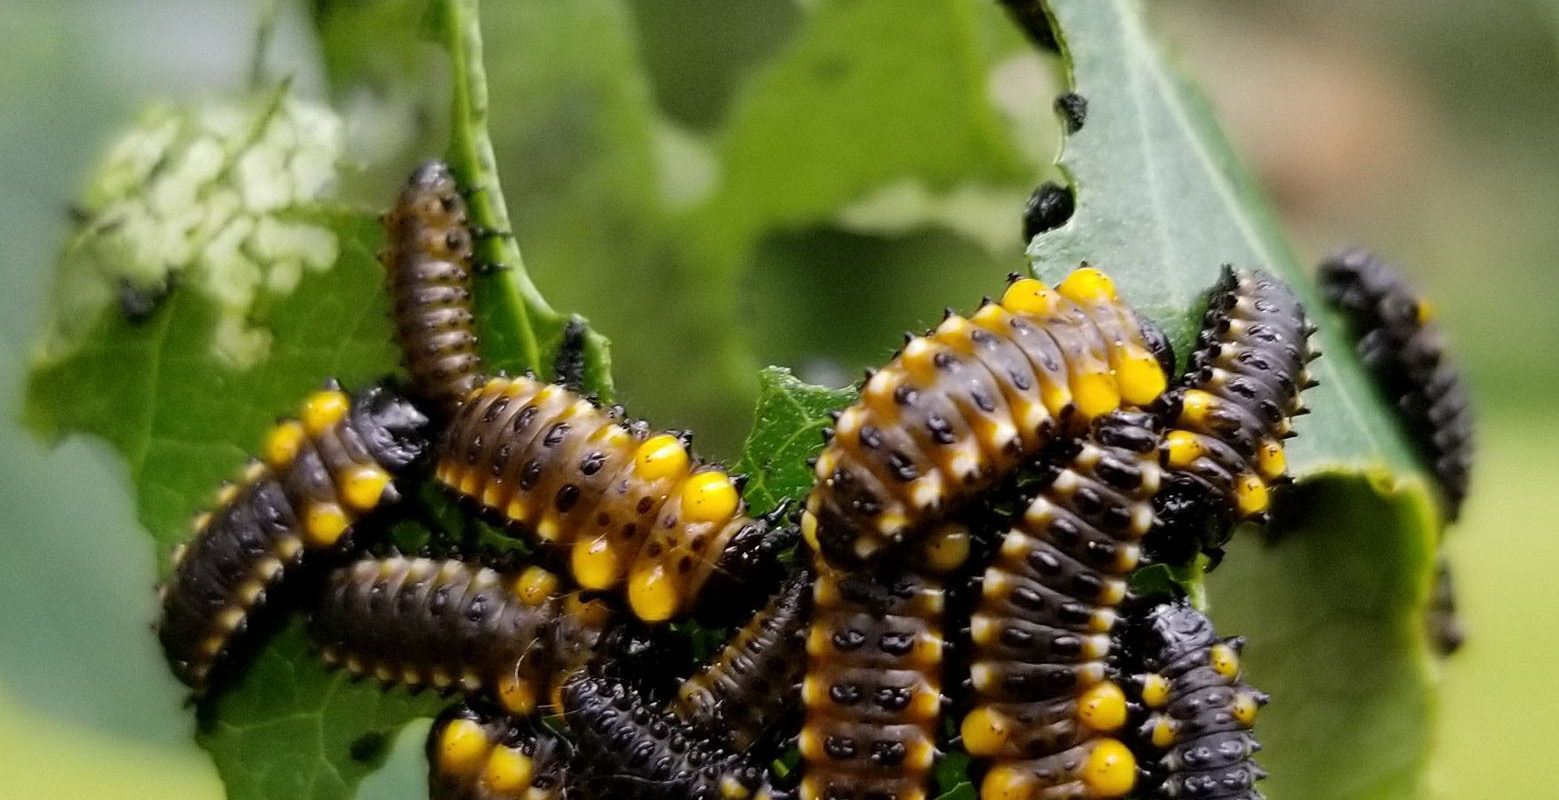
top-left (628, 562), bottom-right (681, 622)
top-left (435, 717), bottom-right (490, 773)
top-left (681, 471), bottom-right (740, 524)
top-left (1072, 372), bottom-right (1122, 419)
top-left (919, 525), bottom-right (971, 573)
top-left (1081, 739), bottom-right (1136, 798)
top-left (635, 434), bottom-right (690, 482)
top-left (301, 389), bottom-right (350, 436)
top-left (303, 502), bottom-right (350, 548)
top-left (1210, 642), bottom-right (1241, 679)
top-left (514, 566), bottom-right (560, 605)
top-left (1149, 715), bottom-right (1179, 748)
top-left (1177, 389), bottom-right (1215, 426)
top-left (1000, 277), bottom-right (1062, 317)
top-left (1117, 351), bottom-right (1168, 406)
top-left (340, 465), bottom-right (392, 512)
top-left (1139, 674), bottom-right (1171, 708)
top-left (1235, 474), bottom-right (1270, 517)
top-left (800, 511), bottom-right (821, 552)
top-left (1057, 266), bottom-right (1119, 304)
top-left (1163, 430), bottom-right (1204, 468)
top-left (571, 535), bottom-right (627, 590)
top-left (497, 673), bottom-right (538, 716)
top-left (482, 747), bottom-right (534, 794)
top-left (1257, 440), bottom-right (1287, 479)
top-left (1077, 682), bottom-right (1128, 732)
top-left (960, 706), bottom-right (1014, 756)
top-left (979, 764), bottom-right (1035, 800)
top-left (215, 482), bottom-right (239, 507)
top-left (1233, 691), bottom-right (1262, 726)
top-left (720, 774), bottom-right (753, 800)
top-left (263, 421), bottom-right (306, 470)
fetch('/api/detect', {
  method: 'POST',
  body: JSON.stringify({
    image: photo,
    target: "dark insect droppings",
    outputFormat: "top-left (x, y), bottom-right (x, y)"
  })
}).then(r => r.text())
top-left (1055, 92), bottom-right (1088, 133)
top-left (1022, 182), bottom-right (1076, 243)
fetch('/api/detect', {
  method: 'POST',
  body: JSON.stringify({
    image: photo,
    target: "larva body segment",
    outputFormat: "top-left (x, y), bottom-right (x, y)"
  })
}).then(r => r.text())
top-left (562, 675), bottom-right (770, 800)
top-left (1153, 268), bottom-right (1316, 563)
top-left (674, 568), bottom-right (812, 752)
top-left (803, 267), bottom-right (1171, 569)
top-left (961, 410), bottom-right (1161, 800)
top-left (157, 383), bottom-right (429, 691)
top-left (1317, 248), bottom-right (1474, 519)
top-left (1122, 601), bottom-right (1268, 800)
top-left (310, 556), bottom-right (608, 717)
top-left (381, 160), bottom-right (484, 417)
top-left (428, 701), bottom-right (570, 800)
top-left (435, 374), bottom-right (780, 624)
top-left (799, 525), bottom-right (971, 800)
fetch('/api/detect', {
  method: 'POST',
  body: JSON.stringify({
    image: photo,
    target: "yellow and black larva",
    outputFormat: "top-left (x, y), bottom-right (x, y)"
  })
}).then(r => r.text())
top-left (434, 374), bottom-right (787, 624)
top-left (428, 701), bottom-right (570, 800)
top-left (803, 267), bottom-right (1173, 569)
top-left (157, 383), bottom-right (429, 691)
top-left (798, 524), bottom-right (971, 800)
top-left (1318, 248), bottom-right (1474, 520)
top-left (673, 568), bottom-right (812, 752)
top-left (382, 160), bottom-right (485, 418)
top-left (562, 675), bottom-right (771, 800)
top-left (1122, 600), bottom-right (1268, 800)
top-left (1152, 268), bottom-right (1317, 565)
top-left (309, 556), bottom-right (610, 716)
top-left (960, 410), bottom-right (1160, 800)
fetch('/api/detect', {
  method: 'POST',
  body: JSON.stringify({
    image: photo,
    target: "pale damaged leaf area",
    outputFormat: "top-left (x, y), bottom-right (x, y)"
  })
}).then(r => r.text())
top-left (41, 88), bottom-right (343, 369)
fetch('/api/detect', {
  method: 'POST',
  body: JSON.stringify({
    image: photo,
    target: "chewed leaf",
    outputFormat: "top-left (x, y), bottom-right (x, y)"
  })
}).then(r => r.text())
top-left (734, 367), bottom-right (854, 511)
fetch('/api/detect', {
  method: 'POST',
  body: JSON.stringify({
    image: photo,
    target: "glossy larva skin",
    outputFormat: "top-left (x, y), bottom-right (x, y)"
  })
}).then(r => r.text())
top-left (799, 526), bottom-right (971, 800)
top-left (156, 384), bottom-right (429, 691)
top-left (427, 701), bottom-right (569, 800)
top-left (382, 160), bottom-right (484, 418)
top-left (961, 411), bottom-right (1160, 800)
top-left (674, 569), bottom-right (812, 752)
top-left (1123, 601), bottom-right (1268, 800)
top-left (803, 268), bottom-right (1170, 570)
top-left (310, 556), bottom-right (604, 717)
top-left (562, 676), bottom-right (768, 800)
top-left (1318, 248), bottom-right (1474, 520)
top-left (435, 375), bottom-right (776, 624)
top-left (1153, 268), bottom-right (1316, 563)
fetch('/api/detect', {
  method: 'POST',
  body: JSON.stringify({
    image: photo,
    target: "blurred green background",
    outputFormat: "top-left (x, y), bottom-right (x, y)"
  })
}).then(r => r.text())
top-left (1, 1), bottom-right (1555, 797)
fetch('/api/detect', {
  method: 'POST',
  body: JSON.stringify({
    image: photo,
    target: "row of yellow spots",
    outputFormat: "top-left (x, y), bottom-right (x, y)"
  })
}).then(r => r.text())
top-left (1138, 642), bottom-right (1261, 750)
top-left (258, 388), bottom-right (392, 548)
top-left (1161, 389), bottom-right (1287, 519)
top-left (433, 715), bottom-right (559, 800)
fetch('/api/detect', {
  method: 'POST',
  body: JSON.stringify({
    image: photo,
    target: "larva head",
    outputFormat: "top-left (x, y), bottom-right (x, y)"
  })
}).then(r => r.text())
top-left (1133, 308), bottom-right (1177, 380)
top-left (1129, 599), bottom-right (1221, 672)
top-left (351, 383), bottom-right (432, 471)
top-left (697, 508), bottom-right (799, 627)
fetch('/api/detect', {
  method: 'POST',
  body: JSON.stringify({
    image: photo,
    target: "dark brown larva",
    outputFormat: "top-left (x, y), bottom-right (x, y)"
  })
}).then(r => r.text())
top-left (960, 410), bottom-right (1160, 800)
top-left (798, 523), bottom-right (971, 800)
top-left (435, 374), bottom-right (784, 624)
top-left (382, 160), bottom-right (484, 418)
top-left (156, 383), bottom-right (429, 691)
top-left (562, 675), bottom-right (770, 800)
top-left (1122, 600), bottom-right (1269, 800)
top-left (803, 268), bottom-right (1172, 569)
top-left (1153, 268), bottom-right (1317, 564)
top-left (309, 556), bottom-right (609, 716)
top-left (672, 568), bottom-right (812, 752)
top-left (1317, 248), bottom-right (1474, 520)
top-left (427, 701), bottom-right (570, 800)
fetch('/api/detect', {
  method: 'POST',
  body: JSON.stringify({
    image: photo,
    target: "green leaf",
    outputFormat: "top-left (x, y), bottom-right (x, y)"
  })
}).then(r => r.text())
top-left (1026, 1), bottom-right (1440, 798)
top-left (734, 367), bottom-right (855, 511)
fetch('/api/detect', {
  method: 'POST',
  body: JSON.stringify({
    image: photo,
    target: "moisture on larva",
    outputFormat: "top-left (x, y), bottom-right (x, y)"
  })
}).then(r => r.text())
top-left (155, 382), bottom-right (429, 692)
top-left (802, 266), bottom-right (1172, 570)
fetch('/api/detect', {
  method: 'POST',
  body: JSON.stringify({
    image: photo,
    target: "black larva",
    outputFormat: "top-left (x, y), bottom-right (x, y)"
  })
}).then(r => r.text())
top-left (156, 383), bottom-right (429, 691)
top-left (1317, 248), bottom-right (1474, 520)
